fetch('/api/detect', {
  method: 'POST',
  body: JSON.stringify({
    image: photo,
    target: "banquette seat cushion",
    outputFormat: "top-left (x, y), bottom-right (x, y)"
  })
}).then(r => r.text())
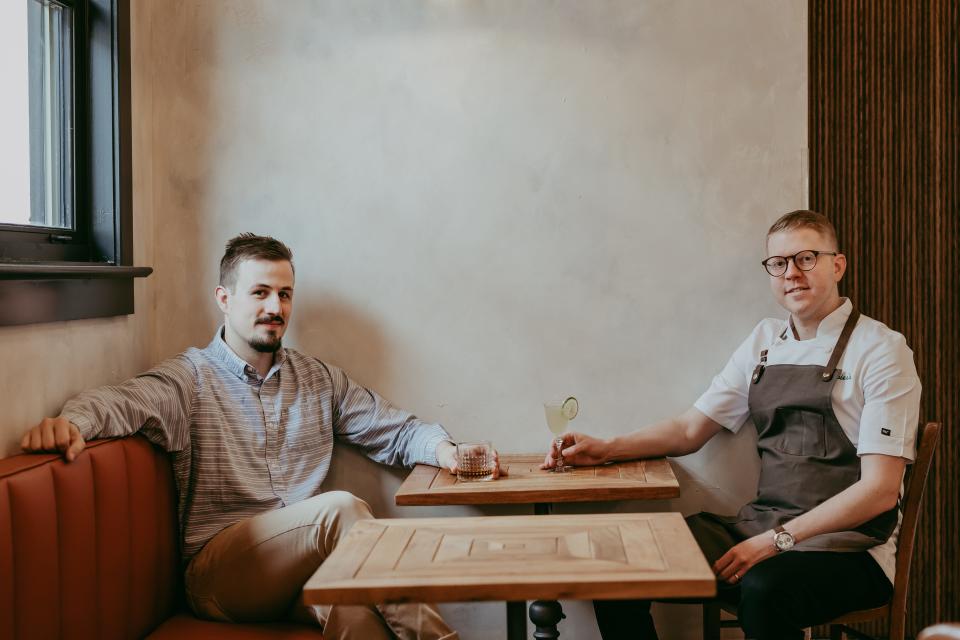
top-left (0, 435), bottom-right (321, 639)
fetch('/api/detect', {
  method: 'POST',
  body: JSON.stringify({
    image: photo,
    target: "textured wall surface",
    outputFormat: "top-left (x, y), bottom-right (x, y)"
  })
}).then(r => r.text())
top-left (3, 2), bottom-right (806, 638)
top-left (135, 2), bottom-right (805, 637)
top-left (809, 1), bottom-right (959, 636)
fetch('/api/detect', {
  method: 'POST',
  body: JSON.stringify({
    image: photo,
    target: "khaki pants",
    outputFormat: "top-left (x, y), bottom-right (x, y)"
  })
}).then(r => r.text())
top-left (185, 491), bottom-right (457, 639)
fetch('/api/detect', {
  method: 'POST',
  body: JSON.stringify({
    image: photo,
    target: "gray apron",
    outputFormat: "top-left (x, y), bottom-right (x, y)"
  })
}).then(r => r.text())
top-left (710, 307), bottom-right (898, 552)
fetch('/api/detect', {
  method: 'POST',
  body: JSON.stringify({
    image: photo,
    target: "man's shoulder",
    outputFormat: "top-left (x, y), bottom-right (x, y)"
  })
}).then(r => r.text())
top-left (282, 348), bottom-right (338, 377)
top-left (283, 347), bottom-right (319, 366)
top-left (853, 313), bottom-right (912, 352)
top-left (175, 346), bottom-right (212, 370)
top-left (851, 314), bottom-right (915, 368)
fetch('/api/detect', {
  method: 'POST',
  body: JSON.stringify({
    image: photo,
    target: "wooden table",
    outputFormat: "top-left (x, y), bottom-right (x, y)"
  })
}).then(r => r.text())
top-left (303, 513), bottom-right (715, 637)
top-left (393, 454), bottom-right (685, 638)
top-left (395, 454), bottom-right (680, 506)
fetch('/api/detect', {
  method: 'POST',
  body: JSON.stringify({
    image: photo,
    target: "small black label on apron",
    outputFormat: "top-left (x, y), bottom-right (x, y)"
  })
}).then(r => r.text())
top-left (881, 428), bottom-right (891, 436)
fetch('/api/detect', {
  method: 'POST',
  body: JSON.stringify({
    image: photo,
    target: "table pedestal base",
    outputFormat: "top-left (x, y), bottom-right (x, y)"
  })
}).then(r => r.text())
top-left (530, 600), bottom-right (565, 639)
top-left (506, 600), bottom-right (565, 640)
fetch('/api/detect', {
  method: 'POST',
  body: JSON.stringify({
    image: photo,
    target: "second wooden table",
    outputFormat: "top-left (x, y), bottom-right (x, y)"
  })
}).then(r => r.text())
top-left (395, 454), bottom-right (680, 506)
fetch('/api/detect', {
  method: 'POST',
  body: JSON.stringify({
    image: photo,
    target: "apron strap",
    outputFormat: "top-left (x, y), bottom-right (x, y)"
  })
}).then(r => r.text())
top-left (787, 317), bottom-right (799, 340)
top-left (752, 323), bottom-right (791, 384)
top-left (821, 308), bottom-right (861, 381)
top-left (752, 349), bottom-right (769, 384)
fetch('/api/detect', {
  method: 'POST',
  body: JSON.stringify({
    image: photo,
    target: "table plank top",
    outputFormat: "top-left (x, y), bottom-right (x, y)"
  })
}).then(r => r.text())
top-left (395, 454), bottom-right (680, 506)
top-left (302, 512), bottom-right (715, 605)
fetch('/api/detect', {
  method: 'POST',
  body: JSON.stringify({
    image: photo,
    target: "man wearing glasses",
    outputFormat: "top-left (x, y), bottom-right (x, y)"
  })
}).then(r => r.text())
top-left (544, 210), bottom-right (921, 640)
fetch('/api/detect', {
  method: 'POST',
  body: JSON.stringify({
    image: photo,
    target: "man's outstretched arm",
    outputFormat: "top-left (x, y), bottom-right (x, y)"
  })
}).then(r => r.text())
top-left (541, 406), bottom-right (726, 468)
top-left (324, 360), bottom-right (451, 468)
top-left (20, 355), bottom-right (197, 461)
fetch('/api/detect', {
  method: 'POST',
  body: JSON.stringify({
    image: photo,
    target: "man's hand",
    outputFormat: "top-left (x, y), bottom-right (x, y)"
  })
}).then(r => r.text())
top-left (436, 441), bottom-right (506, 478)
top-left (540, 432), bottom-right (610, 469)
top-left (21, 416), bottom-right (86, 462)
top-left (712, 531), bottom-right (777, 584)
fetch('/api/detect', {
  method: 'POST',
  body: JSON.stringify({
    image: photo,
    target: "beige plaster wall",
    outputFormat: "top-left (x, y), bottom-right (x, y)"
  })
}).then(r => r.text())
top-left (3, 1), bottom-right (806, 637)
top-left (136, 2), bottom-right (806, 636)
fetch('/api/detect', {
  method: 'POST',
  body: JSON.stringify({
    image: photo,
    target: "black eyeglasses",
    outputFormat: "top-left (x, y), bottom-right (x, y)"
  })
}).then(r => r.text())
top-left (761, 250), bottom-right (838, 277)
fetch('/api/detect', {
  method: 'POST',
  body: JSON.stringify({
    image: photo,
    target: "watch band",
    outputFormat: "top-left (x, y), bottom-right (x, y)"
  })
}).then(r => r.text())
top-left (773, 525), bottom-right (795, 552)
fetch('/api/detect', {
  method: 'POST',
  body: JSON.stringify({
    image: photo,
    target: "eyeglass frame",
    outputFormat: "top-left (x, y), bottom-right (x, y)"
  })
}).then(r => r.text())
top-left (761, 249), bottom-right (839, 277)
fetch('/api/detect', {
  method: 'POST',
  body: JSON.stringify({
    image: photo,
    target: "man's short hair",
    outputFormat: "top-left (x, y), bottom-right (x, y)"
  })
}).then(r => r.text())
top-left (219, 233), bottom-right (294, 289)
top-left (766, 209), bottom-right (839, 251)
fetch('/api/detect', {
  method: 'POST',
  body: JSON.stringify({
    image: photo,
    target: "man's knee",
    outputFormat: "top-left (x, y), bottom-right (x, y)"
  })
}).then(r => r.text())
top-left (738, 560), bottom-right (793, 635)
top-left (740, 570), bottom-right (781, 606)
top-left (684, 513), bottom-right (714, 542)
top-left (305, 490), bottom-right (374, 552)
top-left (684, 513), bottom-right (738, 566)
top-left (316, 490), bottom-right (374, 521)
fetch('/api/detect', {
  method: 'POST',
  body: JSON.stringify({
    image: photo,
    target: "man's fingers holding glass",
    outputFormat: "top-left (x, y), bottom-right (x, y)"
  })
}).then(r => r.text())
top-left (541, 434), bottom-right (576, 468)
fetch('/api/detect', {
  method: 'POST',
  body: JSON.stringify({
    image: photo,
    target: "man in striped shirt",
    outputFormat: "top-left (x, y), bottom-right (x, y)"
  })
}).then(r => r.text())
top-left (21, 233), bottom-right (476, 639)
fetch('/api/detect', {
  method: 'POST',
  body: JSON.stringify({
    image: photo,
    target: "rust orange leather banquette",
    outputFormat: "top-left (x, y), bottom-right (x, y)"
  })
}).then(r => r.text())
top-left (0, 435), bottom-right (322, 639)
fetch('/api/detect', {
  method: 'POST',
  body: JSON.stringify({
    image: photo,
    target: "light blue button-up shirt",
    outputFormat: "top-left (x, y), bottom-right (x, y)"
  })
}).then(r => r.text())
top-left (63, 328), bottom-right (450, 561)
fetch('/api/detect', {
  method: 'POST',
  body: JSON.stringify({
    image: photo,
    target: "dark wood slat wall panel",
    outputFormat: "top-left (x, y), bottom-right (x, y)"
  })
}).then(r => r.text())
top-left (809, 1), bottom-right (959, 637)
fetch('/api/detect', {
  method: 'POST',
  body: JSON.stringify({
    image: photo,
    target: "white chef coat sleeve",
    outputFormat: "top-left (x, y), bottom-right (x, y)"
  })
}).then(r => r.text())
top-left (856, 332), bottom-right (922, 460)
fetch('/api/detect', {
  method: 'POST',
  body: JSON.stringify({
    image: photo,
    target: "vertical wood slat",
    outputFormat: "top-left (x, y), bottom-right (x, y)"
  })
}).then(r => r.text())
top-left (809, 0), bottom-right (959, 636)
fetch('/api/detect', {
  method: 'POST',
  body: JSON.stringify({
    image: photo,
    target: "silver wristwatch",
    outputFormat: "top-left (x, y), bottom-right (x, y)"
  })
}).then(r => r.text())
top-left (773, 525), bottom-right (796, 552)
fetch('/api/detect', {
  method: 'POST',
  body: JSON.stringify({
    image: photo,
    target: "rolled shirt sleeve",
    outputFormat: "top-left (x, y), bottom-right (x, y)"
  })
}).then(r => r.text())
top-left (855, 333), bottom-right (922, 460)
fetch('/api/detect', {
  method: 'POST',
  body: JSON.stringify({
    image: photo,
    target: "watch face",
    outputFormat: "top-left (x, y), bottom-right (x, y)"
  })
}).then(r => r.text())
top-left (775, 531), bottom-right (795, 551)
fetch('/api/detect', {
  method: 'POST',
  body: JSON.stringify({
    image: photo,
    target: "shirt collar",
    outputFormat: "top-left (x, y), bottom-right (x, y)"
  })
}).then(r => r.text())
top-left (780, 298), bottom-right (852, 342)
top-left (207, 326), bottom-right (287, 381)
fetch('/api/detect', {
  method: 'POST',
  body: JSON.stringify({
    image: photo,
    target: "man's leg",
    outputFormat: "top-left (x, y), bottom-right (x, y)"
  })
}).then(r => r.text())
top-left (592, 513), bottom-right (742, 640)
top-left (738, 550), bottom-right (893, 640)
top-left (593, 598), bottom-right (659, 640)
top-left (292, 602), bottom-right (394, 640)
top-left (185, 491), bottom-right (456, 639)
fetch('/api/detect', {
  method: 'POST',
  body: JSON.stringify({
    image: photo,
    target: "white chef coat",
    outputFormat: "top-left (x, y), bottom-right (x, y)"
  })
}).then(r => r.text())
top-left (694, 298), bottom-right (921, 583)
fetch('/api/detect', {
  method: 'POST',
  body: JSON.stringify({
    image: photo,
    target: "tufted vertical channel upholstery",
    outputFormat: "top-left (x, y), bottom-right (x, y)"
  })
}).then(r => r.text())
top-left (0, 436), bottom-right (179, 638)
top-left (0, 436), bottom-right (323, 639)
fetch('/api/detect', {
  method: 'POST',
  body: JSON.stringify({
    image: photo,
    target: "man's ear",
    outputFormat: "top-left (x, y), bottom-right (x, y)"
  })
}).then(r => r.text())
top-left (833, 253), bottom-right (847, 282)
top-left (215, 285), bottom-right (230, 313)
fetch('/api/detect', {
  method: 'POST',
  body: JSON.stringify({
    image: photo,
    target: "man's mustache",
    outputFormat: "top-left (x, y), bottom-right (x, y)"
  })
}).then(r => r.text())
top-left (256, 315), bottom-right (285, 325)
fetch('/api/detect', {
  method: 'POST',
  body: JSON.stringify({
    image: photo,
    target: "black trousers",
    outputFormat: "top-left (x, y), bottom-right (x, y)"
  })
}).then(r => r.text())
top-left (593, 513), bottom-right (893, 640)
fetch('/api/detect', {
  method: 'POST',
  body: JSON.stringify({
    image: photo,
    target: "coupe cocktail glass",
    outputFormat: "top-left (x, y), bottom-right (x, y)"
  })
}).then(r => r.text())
top-left (543, 397), bottom-right (578, 473)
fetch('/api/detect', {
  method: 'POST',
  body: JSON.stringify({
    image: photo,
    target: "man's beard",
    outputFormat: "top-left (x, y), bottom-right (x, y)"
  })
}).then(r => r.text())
top-left (248, 334), bottom-right (282, 353)
top-left (249, 316), bottom-right (284, 353)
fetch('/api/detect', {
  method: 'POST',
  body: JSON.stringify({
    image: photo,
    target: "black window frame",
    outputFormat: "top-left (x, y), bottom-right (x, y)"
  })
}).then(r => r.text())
top-left (0, 0), bottom-right (151, 327)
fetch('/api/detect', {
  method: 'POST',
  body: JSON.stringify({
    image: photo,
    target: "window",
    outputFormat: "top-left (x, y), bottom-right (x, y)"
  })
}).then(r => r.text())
top-left (0, 0), bottom-right (150, 326)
